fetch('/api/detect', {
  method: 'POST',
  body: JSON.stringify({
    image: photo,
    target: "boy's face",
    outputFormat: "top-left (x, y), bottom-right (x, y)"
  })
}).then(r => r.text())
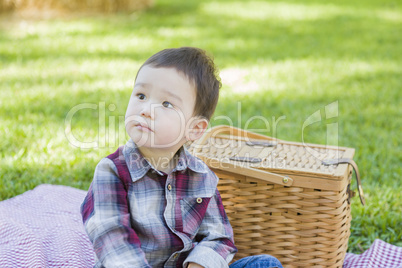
top-left (125, 65), bottom-right (199, 150)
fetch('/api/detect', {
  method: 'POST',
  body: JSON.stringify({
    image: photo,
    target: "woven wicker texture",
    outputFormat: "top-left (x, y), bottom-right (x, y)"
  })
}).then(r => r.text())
top-left (190, 126), bottom-right (357, 268)
top-left (197, 137), bottom-right (346, 176)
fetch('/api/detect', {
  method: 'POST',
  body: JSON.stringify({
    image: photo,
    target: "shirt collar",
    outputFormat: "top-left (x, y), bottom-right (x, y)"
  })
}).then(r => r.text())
top-left (123, 140), bottom-right (208, 182)
top-left (174, 146), bottom-right (209, 174)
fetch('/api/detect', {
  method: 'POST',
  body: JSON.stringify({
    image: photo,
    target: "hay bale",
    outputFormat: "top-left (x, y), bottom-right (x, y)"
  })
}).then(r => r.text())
top-left (0, 0), bottom-right (154, 14)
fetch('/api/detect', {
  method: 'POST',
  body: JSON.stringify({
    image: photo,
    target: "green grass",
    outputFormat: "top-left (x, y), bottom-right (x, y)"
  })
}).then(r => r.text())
top-left (1, 0), bottom-right (401, 253)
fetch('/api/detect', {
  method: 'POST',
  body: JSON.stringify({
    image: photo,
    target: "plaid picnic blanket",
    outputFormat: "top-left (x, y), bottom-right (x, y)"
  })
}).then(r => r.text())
top-left (0, 184), bottom-right (401, 267)
top-left (344, 239), bottom-right (402, 268)
top-left (0, 184), bottom-right (95, 267)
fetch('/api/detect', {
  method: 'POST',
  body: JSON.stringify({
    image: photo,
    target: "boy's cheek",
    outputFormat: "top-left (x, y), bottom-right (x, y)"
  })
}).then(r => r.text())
top-left (124, 114), bottom-right (138, 130)
top-left (125, 97), bottom-right (135, 113)
top-left (153, 128), bottom-right (184, 146)
top-left (156, 112), bottom-right (186, 129)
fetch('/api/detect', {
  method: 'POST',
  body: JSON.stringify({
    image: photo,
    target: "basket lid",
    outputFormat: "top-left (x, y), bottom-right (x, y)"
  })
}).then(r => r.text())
top-left (190, 125), bottom-right (355, 181)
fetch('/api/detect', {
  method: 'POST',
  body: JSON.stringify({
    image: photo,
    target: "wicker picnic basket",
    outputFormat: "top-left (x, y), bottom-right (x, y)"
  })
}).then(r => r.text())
top-left (189, 125), bottom-right (365, 268)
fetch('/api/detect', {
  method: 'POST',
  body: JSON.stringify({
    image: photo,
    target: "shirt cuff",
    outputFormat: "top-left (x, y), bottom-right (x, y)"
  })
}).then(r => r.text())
top-left (183, 246), bottom-right (229, 268)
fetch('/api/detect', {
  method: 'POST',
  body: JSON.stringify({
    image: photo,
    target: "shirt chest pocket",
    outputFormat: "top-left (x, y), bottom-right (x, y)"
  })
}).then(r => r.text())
top-left (179, 197), bottom-right (212, 239)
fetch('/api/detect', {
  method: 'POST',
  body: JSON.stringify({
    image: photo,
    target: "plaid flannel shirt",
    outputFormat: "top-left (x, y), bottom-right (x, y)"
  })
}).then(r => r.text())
top-left (81, 140), bottom-right (237, 268)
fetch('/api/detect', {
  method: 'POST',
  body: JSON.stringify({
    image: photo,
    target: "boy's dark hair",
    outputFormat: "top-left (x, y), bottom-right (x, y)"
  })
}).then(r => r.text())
top-left (137, 47), bottom-right (221, 120)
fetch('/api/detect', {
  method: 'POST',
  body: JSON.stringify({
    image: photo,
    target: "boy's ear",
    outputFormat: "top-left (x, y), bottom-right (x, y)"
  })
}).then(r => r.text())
top-left (186, 116), bottom-right (209, 142)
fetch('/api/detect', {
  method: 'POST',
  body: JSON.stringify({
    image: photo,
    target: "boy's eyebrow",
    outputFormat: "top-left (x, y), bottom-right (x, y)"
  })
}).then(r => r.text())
top-left (161, 89), bottom-right (183, 104)
top-left (134, 82), bottom-right (148, 88)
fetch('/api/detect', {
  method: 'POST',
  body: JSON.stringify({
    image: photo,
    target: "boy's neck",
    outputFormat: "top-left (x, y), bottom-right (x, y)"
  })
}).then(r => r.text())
top-left (137, 145), bottom-right (182, 174)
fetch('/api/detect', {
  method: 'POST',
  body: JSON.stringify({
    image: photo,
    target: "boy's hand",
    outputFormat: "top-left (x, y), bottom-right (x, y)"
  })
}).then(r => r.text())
top-left (187, 262), bottom-right (204, 268)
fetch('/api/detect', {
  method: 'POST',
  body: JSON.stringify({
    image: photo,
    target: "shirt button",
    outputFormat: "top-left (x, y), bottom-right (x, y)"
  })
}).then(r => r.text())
top-left (167, 184), bottom-right (172, 191)
top-left (196, 197), bottom-right (202, 204)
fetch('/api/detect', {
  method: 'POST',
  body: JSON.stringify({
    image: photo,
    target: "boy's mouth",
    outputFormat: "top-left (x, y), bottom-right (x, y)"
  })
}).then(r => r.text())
top-left (135, 122), bottom-right (153, 132)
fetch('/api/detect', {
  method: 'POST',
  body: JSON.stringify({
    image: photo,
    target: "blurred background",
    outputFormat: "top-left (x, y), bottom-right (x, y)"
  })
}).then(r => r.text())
top-left (0, 0), bottom-right (401, 253)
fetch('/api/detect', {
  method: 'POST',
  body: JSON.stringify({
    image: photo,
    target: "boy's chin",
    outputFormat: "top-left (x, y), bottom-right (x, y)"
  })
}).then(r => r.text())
top-left (129, 132), bottom-right (186, 149)
top-left (134, 140), bottom-right (186, 151)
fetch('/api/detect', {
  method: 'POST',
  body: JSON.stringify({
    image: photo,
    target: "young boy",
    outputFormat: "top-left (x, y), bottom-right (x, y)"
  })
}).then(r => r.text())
top-left (81, 47), bottom-right (283, 268)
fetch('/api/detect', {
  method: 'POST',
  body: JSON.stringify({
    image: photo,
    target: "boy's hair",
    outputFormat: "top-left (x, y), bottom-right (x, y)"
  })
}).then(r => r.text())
top-left (136, 47), bottom-right (221, 120)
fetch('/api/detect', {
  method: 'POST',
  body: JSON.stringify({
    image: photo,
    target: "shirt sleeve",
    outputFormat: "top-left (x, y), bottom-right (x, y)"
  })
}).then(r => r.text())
top-left (183, 188), bottom-right (237, 268)
top-left (80, 158), bottom-right (151, 268)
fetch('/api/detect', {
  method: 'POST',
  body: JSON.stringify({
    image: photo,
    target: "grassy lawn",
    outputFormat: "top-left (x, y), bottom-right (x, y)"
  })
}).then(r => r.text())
top-left (0, 0), bottom-right (401, 253)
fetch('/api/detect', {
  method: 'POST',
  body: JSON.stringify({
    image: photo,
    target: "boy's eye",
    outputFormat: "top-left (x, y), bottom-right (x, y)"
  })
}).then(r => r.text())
top-left (136, 93), bottom-right (146, 100)
top-left (162, 101), bottom-right (173, 108)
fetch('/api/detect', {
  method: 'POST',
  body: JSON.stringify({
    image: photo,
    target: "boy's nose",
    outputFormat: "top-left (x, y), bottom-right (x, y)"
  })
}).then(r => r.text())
top-left (140, 103), bottom-right (153, 118)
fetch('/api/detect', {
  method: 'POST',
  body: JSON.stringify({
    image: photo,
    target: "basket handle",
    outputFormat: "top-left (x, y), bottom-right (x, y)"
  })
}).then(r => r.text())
top-left (322, 158), bottom-right (366, 205)
top-left (246, 141), bottom-right (277, 147)
top-left (196, 125), bottom-right (280, 146)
